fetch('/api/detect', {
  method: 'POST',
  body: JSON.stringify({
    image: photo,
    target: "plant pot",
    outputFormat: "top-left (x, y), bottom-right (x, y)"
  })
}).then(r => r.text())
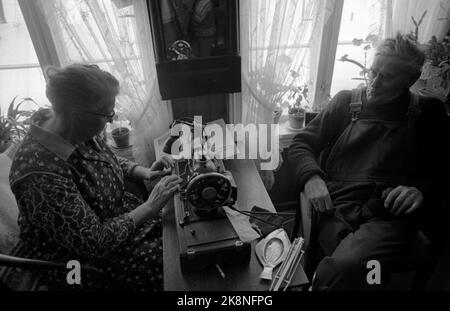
top-left (288, 112), bottom-right (305, 129)
top-left (112, 0), bottom-right (133, 9)
top-left (111, 127), bottom-right (130, 148)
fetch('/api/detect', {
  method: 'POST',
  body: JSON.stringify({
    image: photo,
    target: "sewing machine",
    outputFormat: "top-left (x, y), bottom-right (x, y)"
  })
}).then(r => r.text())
top-left (172, 157), bottom-right (251, 272)
top-left (163, 118), bottom-right (251, 272)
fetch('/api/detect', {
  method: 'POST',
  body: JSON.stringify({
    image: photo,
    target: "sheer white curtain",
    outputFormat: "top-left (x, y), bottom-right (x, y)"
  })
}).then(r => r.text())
top-left (240, 0), bottom-right (330, 124)
top-left (389, 0), bottom-right (450, 42)
top-left (28, 0), bottom-right (171, 166)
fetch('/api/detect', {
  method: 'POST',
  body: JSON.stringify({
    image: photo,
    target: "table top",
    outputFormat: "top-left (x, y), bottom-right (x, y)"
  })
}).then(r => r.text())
top-left (162, 159), bottom-right (307, 291)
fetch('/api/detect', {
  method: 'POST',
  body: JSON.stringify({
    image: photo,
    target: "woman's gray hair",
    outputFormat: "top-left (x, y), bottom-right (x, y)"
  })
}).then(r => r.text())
top-left (375, 33), bottom-right (425, 75)
top-left (45, 64), bottom-right (119, 113)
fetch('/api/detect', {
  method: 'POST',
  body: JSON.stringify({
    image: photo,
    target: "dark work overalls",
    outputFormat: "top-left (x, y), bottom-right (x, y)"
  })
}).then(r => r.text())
top-left (312, 88), bottom-right (423, 290)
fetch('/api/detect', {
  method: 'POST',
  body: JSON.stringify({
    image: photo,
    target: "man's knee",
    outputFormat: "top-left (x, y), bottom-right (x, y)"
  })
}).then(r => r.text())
top-left (312, 255), bottom-right (367, 291)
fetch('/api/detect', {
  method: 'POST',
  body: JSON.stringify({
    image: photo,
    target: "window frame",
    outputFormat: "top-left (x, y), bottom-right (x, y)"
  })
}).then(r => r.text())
top-left (0, 0), bottom-right (6, 24)
top-left (311, 0), bottom-right (344, 110)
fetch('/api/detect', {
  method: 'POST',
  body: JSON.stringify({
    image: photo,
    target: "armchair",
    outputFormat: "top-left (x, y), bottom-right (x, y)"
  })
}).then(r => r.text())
top-left (289, 112), bottom-right (446, 291)
top-left (295, 192), bottom-right (437, 291)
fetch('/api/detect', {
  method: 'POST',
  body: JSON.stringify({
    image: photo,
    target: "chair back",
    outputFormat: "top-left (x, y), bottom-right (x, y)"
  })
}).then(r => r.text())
top-left (0, 153), bottom-right (19, 255)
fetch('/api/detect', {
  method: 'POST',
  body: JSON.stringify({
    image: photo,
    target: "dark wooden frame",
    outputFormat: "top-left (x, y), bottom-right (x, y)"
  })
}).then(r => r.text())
top-left (146, 0), bottom-right (241, 99)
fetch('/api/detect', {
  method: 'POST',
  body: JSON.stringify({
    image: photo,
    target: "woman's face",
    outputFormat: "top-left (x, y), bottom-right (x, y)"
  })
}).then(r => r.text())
top-left (74, 96), bottom-right (116, 141)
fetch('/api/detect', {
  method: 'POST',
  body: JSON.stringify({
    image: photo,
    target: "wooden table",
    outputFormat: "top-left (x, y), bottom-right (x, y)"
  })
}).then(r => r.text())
top-left (162, 159), bottom-right (307, 291)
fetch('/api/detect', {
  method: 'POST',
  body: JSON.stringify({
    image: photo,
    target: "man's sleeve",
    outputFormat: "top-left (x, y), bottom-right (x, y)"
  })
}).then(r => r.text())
top-left (288, 91), bottom-right (351, 192)
top-left (12, 173), bottom-right (136, 259)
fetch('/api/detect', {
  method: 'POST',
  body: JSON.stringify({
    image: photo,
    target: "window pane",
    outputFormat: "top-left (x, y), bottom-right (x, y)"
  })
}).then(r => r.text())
top-left (0, 0), bottom-right (49, 113)
top-left (330, 0), bottom-right (386, 96)
top-left (331, 44), bottom-right (372, 95)
top-left (0, 67), bottom-right (47, 110)
top-left (39, 0), bottom-right (150, 112)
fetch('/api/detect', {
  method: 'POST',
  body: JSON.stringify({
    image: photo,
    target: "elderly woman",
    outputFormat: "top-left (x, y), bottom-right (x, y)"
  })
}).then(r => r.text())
top-left (9, 64), bottom-right (182, 290)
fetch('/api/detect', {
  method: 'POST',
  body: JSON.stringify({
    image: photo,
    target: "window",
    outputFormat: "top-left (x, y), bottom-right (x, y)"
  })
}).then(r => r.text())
top-left (240, 0), bottom-right (324, 123)
top-left (0, 0), bottom-right (48, 113)
top-left (0, 0), bottom-right (7, 23)
top-left (330, 0), bottom-right (386, 96)
top-left (241, 0), bottom-right (395, 125)
top-left (311, 0), bottom-right (390, 110)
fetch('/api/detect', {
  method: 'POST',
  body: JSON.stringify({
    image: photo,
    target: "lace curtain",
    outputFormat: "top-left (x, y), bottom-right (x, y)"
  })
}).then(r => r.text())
top-left (240, 0), bottom-right (331, 124)
top-left (28, 0), bottom-right (171, 166)
top-left (390, 0), bottom-right (450, 43)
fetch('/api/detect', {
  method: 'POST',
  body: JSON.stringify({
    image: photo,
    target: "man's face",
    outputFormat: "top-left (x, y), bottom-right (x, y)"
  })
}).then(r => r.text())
top-left (366, 54), bottom-right (419, 104)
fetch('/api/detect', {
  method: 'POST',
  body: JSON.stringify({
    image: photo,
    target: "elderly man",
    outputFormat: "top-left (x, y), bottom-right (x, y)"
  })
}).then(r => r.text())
top-left (288, 34), bottom-right (449, 290)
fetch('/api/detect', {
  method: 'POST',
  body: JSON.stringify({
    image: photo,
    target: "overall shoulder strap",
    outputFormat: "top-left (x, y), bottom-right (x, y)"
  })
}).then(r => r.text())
top-left (407, 91), bottom-right (422, 127)
top-left (349, 88), bottom-right (363, 122)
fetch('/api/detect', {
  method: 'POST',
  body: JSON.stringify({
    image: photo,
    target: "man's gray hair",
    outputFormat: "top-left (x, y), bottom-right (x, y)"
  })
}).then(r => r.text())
top-left (375, 33), bottom-right (425, 74)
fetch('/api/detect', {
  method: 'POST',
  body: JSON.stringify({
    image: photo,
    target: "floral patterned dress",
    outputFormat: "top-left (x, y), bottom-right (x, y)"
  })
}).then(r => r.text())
top-left (9, 109), bottom-right (163, 290)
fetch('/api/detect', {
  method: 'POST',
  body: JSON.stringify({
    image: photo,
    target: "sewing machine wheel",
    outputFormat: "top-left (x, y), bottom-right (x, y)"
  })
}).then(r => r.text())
top-left (186, 172), bottom-right (232, 212)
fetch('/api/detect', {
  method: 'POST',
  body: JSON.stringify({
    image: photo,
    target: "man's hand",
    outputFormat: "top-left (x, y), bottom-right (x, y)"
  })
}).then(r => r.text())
top-left (304, 175), bottom-right (334, 213)
top-left (259, 170), bottom-right (275, 190)
top-left (383, 186), bottom-right (424, 216)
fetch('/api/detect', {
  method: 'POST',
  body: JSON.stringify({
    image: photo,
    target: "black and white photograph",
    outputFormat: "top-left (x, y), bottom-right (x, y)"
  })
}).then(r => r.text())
top-left (0, 0), bottom-right (449, 298)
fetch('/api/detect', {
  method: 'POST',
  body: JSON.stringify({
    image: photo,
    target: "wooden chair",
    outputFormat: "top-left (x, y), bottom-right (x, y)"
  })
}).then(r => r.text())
top-left (0, 141), bottom-right (148, 290)
top-left (0, 250), bottom-right (105, 290)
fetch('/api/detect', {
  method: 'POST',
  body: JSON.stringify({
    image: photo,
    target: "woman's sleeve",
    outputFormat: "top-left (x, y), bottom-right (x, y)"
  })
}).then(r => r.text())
top-left (12, 173), bottom-right (136, 259)
top-left (116, 156), bottom-right (139, 178)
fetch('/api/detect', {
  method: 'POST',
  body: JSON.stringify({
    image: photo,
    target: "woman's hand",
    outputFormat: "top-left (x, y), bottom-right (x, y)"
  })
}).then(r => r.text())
top-left (129, 175), bottom-right (182, 226)
top-left (151, 155), bottom-right (174, 172)
top-left (144, 168), bottom-right (172, 181)
top-left (146, 175), bottom-right (182, 213)
top-left (383, 186), bottom-right (424, 216)
top-left (304, 175), bottom-right (334, 213)
top-left (144, 155), bottom-right (175, 181)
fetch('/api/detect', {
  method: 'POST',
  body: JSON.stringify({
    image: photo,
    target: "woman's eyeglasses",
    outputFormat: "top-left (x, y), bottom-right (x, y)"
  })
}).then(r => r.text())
top-left (74, 110), bottom-right (116, 121)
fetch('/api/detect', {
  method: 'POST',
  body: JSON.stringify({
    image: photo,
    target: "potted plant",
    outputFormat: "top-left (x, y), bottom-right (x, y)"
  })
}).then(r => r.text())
top-left (287, 84), bottom-right (310, 129)
top-left (420, 35), bottom-right (450, 100)
top-left (111, 127), bottom-right (130, 148)
top-left (111, 106), bottom-right (131, 148)
top-left (0, 96), bottom-right (37, 153)
top-left (111, 0), bottom-right (133, 9)
top-left (0, 115), bottom-right (13, 153)
top-left (277, 80), bottom-right (310, 130)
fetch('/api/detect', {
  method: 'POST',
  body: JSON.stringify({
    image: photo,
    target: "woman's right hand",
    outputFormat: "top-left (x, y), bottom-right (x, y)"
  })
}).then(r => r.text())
top-left (304, 175), bottom-right (334, 213)
top-left (147, 175), bottom-right (183, 212)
